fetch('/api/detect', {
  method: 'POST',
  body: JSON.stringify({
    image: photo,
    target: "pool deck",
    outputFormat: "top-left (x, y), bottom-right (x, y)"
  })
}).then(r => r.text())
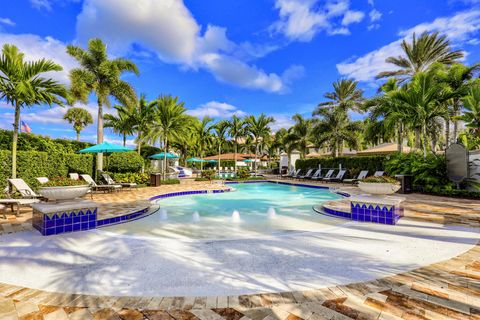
top-left (0, 178), bottom-right (479, 320)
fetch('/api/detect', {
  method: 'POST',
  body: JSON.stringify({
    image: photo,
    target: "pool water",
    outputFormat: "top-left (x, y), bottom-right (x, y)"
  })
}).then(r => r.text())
top-left (103, 182), bottom-right (344, 239)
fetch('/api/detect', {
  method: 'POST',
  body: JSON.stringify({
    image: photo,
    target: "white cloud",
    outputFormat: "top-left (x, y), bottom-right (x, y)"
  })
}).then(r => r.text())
top-left (270, 0), bottom-right (365, 41)
top-left (30, 0), bottom-right (53, 10)
top-left (186, 101), bottom-right (246, 119)
top-left (369, 9), bottom-right (382, 22)
top-left (75, 0), bottom-right (301, 93)
top-left (342, 10), bottom-right (365, 26)
top-left (337, 10), bottom-right (480, 83)
top-left (0, 18), bottom-right (15, 26)
top-left (0, 33), bottom-right (78, 84)
top-left (269, 114), bottom-right (295, 132)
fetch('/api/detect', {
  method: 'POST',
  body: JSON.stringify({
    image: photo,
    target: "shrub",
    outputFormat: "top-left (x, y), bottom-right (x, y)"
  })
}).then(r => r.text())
top-left (162, 178), bottom-right (180, 185)
top-left (107, 152), bottom-right (144, 173)
top-left (194, 177), bottom-right (210, 182)
top-left (236, 167), bottom-right (250, 179)
top-left (201, 169), bottom-right (216, 180)
top-left (361, 176), bottom-right (399, 184)
top-left (110, 172), bottom-right (149, 185)
top-left (295, 156), bottom-right (387, 179)
top-left (42, 177), bottom-right (88, 187)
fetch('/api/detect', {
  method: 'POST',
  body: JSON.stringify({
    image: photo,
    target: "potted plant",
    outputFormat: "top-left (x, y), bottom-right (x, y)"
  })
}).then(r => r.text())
top-left (358, 176), bottom-right (401, 195)
top-left (38, 177), bottom-right (90, 201)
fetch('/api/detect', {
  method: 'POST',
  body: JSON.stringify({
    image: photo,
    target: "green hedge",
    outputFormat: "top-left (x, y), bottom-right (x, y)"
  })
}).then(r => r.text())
top-left (0, 150), bottom-right (93, 190)
top-left (107, 152), bottom-right (144, 173)
top-left (295, 156), bottom-right (387, 178)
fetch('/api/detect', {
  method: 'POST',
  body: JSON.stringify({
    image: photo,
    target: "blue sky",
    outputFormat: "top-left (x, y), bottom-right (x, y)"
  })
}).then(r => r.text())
top-left (1, 0), bottom-right (480, 145)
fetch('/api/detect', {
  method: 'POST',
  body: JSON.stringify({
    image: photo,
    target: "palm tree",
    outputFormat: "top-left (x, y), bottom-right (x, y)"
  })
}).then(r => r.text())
top-left (284, 114), bottom-right (314, 158)
top-left (312, 108), bottom-right (361, 157)
top-left (63, 107), bottom-right (93, 141)
top-left (228, 115), bottom-right (245, 174)
top-left (213, 120), bottom-right (230, 172)
top-left (143, 95), bottom-right (189, 180)
top-left (377, 32), bottom-right (464, 81)
top-left (132, 94), bottom-right (156, 155)
top-left (314, 79), bottom-right (364, 114)
top-left (104, 105), bottom-right (135, 146)
top-left (245, 114), bottom-right (274, 175)
top-left (67, 38), bottom-right (139, 171)
top-left (390, 71), bottom-right (453, 158)
top-left (194, 117), bottom-right (214, 171)
top-left (0, 44), bottom-right (68, 178)
top-left (457, 84), bottom-right (480, 141)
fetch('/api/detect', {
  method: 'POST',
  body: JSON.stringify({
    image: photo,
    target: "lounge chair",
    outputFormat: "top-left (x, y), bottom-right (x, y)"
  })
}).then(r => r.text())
top-left (343, 170), bottom-right (368, 184)
top-left (323, 170), bottom-right (346, 182)
top-left (299, 169), bottom-right (313, 179)
top-left (69, 173), bottom-right (79, 180)
top-left (308, 169), bottom-right (321, 179)
top-left (290, 169), bottom-right (302, 179)
top-left (314, 169), bottom-right (334, 181)
top-left (36, 177), bottom-right (49, 184)
top-left (8, 178), bottom-right (42, 199)
top-left (81, 174), bottom-right (121, 193)
top-left (374, 171), bottom-right (384, 177)
top-left (2, 180), bottom-right (41, 216)
top-left (283, 168), bottom-right (295, 178)
top-left (102, 173), bottom-right (137, 190)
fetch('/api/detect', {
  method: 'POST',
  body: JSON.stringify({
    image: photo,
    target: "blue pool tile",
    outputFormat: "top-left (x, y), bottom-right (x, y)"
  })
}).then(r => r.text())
top-left (64, 225), bottom-right (73, 233)
top-left (45, 228), bottom-right (55, 236)
top-left (73, 216), bottom-right (81, 223)
top-left (88, 221), bottom-right (96, 228)
top-left (72, 224), bottom-right (80, 231)
top-left (55, 226), bottom-right (64, 234)
top-left (81, 222), bottom-right (89, 230)
top-left (55, 219), bottom-right (64, 226)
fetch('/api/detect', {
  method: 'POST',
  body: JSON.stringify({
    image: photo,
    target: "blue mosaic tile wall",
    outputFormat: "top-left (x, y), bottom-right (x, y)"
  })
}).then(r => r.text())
top-left (351, 202), bottom-right (402, 225)
top-left (33, 207), bottom-right (97, 236)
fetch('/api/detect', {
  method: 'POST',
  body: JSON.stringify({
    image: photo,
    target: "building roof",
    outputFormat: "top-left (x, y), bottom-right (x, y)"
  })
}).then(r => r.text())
top-left (357, 143), bottom-right (411, 155)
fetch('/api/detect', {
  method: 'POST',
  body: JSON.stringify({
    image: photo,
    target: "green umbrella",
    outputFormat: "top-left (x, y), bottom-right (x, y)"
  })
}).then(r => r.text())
top-left (79, 141), bottom-right (131, 154)
top-left (187, 157), bottom-right (205, 162)
top-left (150, 152), bottom-right (179, 159)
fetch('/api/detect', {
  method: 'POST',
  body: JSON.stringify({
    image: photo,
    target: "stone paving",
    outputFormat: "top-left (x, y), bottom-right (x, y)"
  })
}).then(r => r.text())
top-left (0, 179), bottom-right (479, 319)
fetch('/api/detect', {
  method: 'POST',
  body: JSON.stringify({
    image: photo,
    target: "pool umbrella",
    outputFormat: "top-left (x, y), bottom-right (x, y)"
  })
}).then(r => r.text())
top-left (79, 141), bottom-right (132, 175)
top-left (243, 159), bottom-right (254, 162)
top-left (207, 159), bottom-right (217, 163)
top-left (149, 152), bottom-right (179, 159)
top-left (186, 157), bottom-right (205, 162)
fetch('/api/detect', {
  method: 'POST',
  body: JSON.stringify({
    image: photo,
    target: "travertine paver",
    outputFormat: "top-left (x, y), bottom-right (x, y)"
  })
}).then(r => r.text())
top-left (0, 178), bottom-right (479, 319)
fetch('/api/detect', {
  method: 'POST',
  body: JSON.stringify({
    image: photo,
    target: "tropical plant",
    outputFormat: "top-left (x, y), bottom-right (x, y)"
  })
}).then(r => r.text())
top-left (131, 94), bottom-right (156, 154)
top-left (63, 107), bottom-right (93, 141)
top-left (104, 105), bottom-right (135, 146)
top-left (284, 114), bottom-right (314, 158)
top-left (0, 44), bottom-right (68, 178)
top-left (67, 38), bottom-right (139, 171)
top-left (213, 120), bottom-right (230, 171)
top-left (143, 95), bottom-right (189, 180)
top-left (312, 107), bottom-right (361, 157)
top-left (314, 78), bottom-right (364, 113)
top-left (228, 115), bottom-right (245, 173)
top-left (457, 84), bottom-right (480, 142)
top-left (245, 113), bottom-right (274, 175)
top-left (194, 117), bottom-right (214, 170)
top-left (377, 32), bottom-right (464, 82)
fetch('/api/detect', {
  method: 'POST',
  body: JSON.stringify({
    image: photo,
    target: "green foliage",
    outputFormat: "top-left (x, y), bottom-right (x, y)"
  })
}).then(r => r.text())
top-left (201, 169), bottom-right (216, 180)
top-left (296, 156), bottom-right (387, 179)
top-left (384, 152), bottom-right (449, 192)
top-left (110, 172), bottom-right (149, 185)
top-left (42, 177), bottom-right (88, 187)
top-left (194, 177), bottom-right (210, 182)
top-left (107, 152), bottom-right (144, 173)
top-left (140, 145), bottom-right (162, 159)
top-left (162, 178), bottom-right (180, 185)
top-left (236, 167), bottom-right (250, 179)
top-left (361, 176), bottom-right (399, 184)
top-left (0, 150), bottom-right (93, 190)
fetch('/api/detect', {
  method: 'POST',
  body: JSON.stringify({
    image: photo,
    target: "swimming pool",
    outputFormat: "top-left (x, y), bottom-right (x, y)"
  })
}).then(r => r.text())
top-left (104, 182), bottom-right (344, 239)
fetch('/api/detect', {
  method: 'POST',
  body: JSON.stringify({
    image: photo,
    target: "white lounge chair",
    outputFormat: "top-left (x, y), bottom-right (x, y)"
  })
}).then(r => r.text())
top-left (102, 173), bottom-right (137, 190)
top-left (308, 169), bottom-right (321, 179)
top-left (8, 179), bottom-right (42, 198)
top-left (36, 177), bottom-right (49, 184)
top-left (69, 173), bottom-right (79, 180)
top-left (81, 174), bottom-right (121, 193)
top-left (323, 169), bottom-right (346, 182)
top-left (343, 170), bottom-right (368, 184)
top-left (313, 169), bottom-right (333, 181)
top-left (374, 171), bottom-right (384, 177)
top-left (299, 169), bottom-right (313, 179)
top-left (290, 169), bottom-right (302, 179)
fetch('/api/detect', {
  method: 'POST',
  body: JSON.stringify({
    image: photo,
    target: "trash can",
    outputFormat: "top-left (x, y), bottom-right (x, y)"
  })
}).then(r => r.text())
top-left (150, 173), bottom-right (161, 187)
top-left (395, 175), bottom-right (413, 194)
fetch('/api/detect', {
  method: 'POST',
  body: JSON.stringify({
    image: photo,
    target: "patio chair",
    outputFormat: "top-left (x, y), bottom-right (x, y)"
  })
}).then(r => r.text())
top-left (314, 169), bottom-right (334, 181)
top-left (36, 177), bottom-right (49, 184)
top-left (80, 174), bottom-right (121, 193)
top-left (299, 169), bottom-right (313, 179)
top-left (102, 173), bottom-right (137, 190)
top-left (373, 171), bottom-right (384, 177)
top-left (8, 179), bottom-right (42, 199)
top-left (2, 181), bottom-right (41, 216)
top-left (288, 169), bottom-right (301, 179)
top-left (343, 170), bottom-right (369, 184)
top-left (283, 168), bottom-right (295, 178)
top-left (323, 169), bottom-right (346, 183)
top-left (307, 169), bottom-right (321, 179)
top-left (69, 173), bottom-right (79, 180)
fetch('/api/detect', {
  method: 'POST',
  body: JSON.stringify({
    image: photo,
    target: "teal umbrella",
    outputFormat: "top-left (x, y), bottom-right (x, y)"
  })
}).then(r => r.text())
top-left (243, 159), bottom-right (254, 163)
top-left (150, 152), bottom-right (179, 159)
top-left (187, 157), bottom-right (205, 162)
top-left (79, 141), bottom-right (131, 154)
top-left (207, 159), bottom-right (217, 163)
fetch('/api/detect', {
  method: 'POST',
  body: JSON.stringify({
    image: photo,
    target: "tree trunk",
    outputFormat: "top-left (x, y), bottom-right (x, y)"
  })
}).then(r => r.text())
top-left (397, 123), bottom-right (403, 153)
top-left (76, 131), bottom-right (80, 142)
top-left (123, 134), bottom-right (126, 147)
top-left (234, 138), bottom-right (237, 174)
top-left (445, 116), bottom-right (450, 149)
top-left (453, 99), bottom-right (460, 143)
top-left (137, 131), bottom-right (142, 155)
top-left (254, 142), bottom-right (258, 176)
top-left (11, 100), bottom-right (21, 179)
top-left (422, 126), bottom-right (428, 160)
top-left (218, 144), bottom-right (221, 173)
top-left (334, 141), bottom-right (339, 158)
top-left (97, 100), bottom-right (104, 173)
top-left (163, 137), bottom-right (168, 181)
top-left (415, 128), bottom-right (421, 150)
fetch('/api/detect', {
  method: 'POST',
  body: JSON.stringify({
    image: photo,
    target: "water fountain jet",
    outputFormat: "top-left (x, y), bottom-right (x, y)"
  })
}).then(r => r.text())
top-left (267, 207), bottom-right (277, 219)
top-left (192, 211), bottom-right (200, 222)
top-left (159, 208), bottom-right (168, 220)
top-left (231, 210), bottom-right (241, 223)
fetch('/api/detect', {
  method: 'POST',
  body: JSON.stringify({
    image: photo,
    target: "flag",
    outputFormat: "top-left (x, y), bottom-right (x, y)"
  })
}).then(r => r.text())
top-left (21, 121), bottom-right (32, 134)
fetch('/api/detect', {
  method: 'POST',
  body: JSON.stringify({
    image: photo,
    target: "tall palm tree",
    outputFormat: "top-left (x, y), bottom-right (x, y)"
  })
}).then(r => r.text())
top-left (213, 120), bottom-right (230, 172)
top-left (67, 38), bottom-right (139, 171)
top-left (314, 79), bottom-right (364, 114)
top-left (0, 44), bottom-right (68, 178)
top-left (390, 71), bottom-right (453, 158)
top-left (312, 108), bottom-right (361, 157)
top-left (132, 94), bottom-right (156, 154)
top-left (457, 84), bottom-right (480, 140)
top-left (104, 105), bottom-right (135, 146)
top-left (143, 95), bottom-right (189, 180)
top-left (63, 107), bottom-right (93, 141)
top-left (284, 114), bottom-right (314, 158)
top-left (194, 117), bottom-right (214, 171)
top-left (228, 115), bottom-right (244, 174)
top-left (245, 114), bottom-right (274, 175)
top-left (377, 32), bottom-right (464, 82)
